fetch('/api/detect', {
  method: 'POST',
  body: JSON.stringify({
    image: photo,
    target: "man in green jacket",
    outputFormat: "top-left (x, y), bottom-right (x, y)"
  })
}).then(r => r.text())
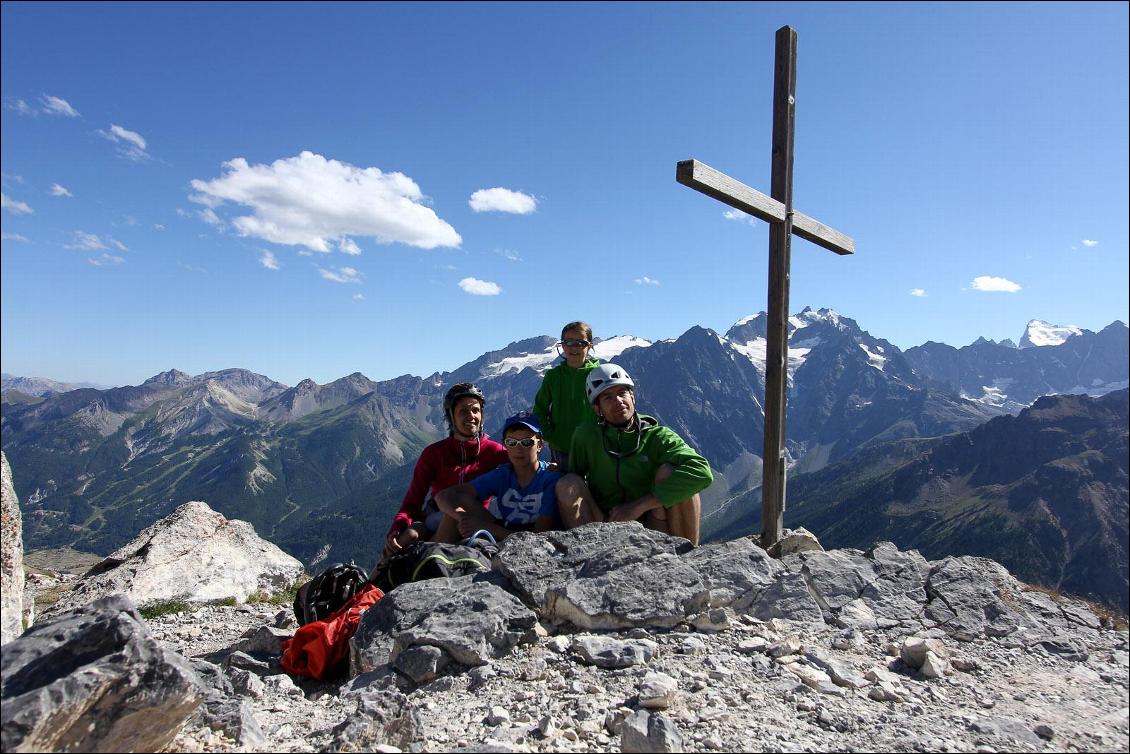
top-left (557, 363), bottom-right (712, 545)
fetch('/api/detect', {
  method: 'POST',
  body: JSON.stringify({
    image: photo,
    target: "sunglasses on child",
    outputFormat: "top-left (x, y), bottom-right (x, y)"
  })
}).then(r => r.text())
top-left (559, 338), bottom-right (590, 348)
top-left (503, 437), bottom-right (538, 448)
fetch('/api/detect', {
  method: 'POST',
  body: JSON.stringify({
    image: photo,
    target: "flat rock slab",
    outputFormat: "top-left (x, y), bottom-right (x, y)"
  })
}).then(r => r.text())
top-left (350, 577), bottom-right (539, 677)
top-left (0, 594), bottom-right (202, 753)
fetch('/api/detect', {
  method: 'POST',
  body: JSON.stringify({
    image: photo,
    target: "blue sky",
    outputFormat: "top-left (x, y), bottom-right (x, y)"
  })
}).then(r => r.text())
top-left (2, 2), bottom-right (1127, 387)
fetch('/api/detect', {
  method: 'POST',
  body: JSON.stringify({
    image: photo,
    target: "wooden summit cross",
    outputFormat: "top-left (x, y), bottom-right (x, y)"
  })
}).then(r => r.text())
top-left (676, 26), bottom-right (854, 549)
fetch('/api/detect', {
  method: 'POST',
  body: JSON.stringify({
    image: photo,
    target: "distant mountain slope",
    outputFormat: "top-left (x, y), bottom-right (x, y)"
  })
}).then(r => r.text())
top-left (906, 321), bottom-right (1128, 411)
top-left (706, 389), bottom-right (1129, 612)
top-left (1, 373), bottom-right (108, 397)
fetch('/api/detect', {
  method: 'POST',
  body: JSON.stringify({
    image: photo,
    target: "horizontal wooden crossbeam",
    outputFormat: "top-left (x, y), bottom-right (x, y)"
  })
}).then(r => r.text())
top-left (676, 159), bottom-right (854, 256)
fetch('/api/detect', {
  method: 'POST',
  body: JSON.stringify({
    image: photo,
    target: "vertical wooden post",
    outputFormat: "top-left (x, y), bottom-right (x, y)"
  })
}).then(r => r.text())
top-left (761, 26), bottom-right (797, 548)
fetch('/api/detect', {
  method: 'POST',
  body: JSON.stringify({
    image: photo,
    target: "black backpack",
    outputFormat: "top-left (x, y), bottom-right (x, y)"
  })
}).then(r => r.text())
top-left (370, 532), bottom-right (497, 593)
top-left (293, 562), bottom-right (370, 626)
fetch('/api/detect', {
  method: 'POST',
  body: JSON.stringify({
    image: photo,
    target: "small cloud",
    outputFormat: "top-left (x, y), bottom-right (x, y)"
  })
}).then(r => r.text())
top-left (319, 265), bottom-right (363, 284)
top-left (723, 208), bottom-right (757, 225)
top-left (909, 288), bottom-right (927, 297)
top-left (971, 275), bottom-right (1021, 293)
top-left (198, 207), bottom-right (223, 227)
top-left (1, 173), bottom-right (24, 187)
top-left (458, 277), bottom-right (502, 296)
top-left (338, 237), bottom-right (361, 255)
top-left (50, 184), bottom-right (73, 197)
top-left (40, 95), bottom-right (80, 117)
top-left (438, 263), bottom-right (457, 271)
top-left (1, 193), bottom-right (34, 215)
top-left (494, 248), bottom-right (523, 262)
top-left (469, 187), bottom-right (537, 214)
top-left (154, 224), bottom-right (166, 231)
top-left (634, 276), bottom-right (661, 286)
top-left (87, 253), bottom-right (124, 266)
top-left (178, 262), bottom-right (208, 274)
top-left (190, 151), bottom-right (461, 251)
top-left (4, 98), bottom-right (34, 116)
top-left (352, 293), bottom-right (365, 301)
top-left (259, 249), bottom-right (280, 270)
top-left (176, 208), bottom-right (190, 218)
top-left (1081, 239), bottom-right (1099, 248)
top-left (66, 231), bottom-right (125, 251)
top-left (1, 231), bottom-right (30, 242)
top-left (99, 124), bottom-right (149, 161)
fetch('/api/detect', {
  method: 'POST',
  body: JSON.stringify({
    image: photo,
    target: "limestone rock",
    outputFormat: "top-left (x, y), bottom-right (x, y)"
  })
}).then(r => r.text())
top-left (0, 594), bottom-right (202, 752)
top-left (766, 527), bottom-right (824, 557)
top-left (1, 451), bottom-right (27, 644)
top-left (330, 684), bottom-right (420, 752)
top-left (621, 710), bottom-right (684, 753)
top-left (638, 671), bottom-right (678, 709)
top-left (924, 556), bottom-right (1040, 641)
top-left (571, 635), bottom-right (658, 668)
top-left (47, 501), bottom-right (304, 614)
top-left (350, 577), bottom-right (539, 677)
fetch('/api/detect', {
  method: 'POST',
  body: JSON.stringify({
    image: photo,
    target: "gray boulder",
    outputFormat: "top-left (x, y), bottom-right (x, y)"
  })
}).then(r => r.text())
top-left (48, 500), bottom-right (304, 614)
top-left (1, 451), bottom-right (28, 644)
top-left (924, 556), bottom-right (1040, 641)
top-left (1, 594), bottom-right (202, 752)
top-left (350, 577), bottom-right (539, 678)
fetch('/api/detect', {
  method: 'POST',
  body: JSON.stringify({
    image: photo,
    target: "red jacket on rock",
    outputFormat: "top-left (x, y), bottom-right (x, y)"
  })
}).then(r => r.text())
top-left (388, 434), bottom-right (509, 536)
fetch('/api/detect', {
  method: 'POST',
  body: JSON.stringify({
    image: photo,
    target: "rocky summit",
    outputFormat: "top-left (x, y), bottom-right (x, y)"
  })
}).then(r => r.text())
top-left (3, 509), bottom-right (1128, 753)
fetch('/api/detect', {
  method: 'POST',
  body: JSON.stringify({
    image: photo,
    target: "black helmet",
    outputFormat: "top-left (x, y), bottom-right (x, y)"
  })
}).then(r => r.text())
top-left (443, 383), bottom-right (485, 434)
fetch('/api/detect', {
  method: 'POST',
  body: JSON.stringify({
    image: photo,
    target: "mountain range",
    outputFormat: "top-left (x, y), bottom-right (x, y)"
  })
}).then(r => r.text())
top-left (2, 310), bottom-right (1126, 607)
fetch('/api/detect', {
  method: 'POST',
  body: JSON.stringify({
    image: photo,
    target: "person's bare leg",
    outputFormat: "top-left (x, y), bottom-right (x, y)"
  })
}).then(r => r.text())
top-left (645, 464), bottom-right (701, 545)
top-left (432, 514), bottom-right (461, 544)
top-left (556, 474), bottom-right (604, 529)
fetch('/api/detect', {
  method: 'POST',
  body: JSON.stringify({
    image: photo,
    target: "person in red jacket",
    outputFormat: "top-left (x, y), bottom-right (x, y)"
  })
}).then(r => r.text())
top-left (381, 383), bottom-right (508, 559)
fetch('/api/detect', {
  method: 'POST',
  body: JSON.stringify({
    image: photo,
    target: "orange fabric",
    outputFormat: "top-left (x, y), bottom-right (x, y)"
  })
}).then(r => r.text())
top-left (279, 584), bottom-right (384, 680)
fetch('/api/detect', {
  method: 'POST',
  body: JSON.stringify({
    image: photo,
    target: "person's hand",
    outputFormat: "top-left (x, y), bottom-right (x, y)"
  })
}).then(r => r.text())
top-left (455, 508), bottom-right (492, 538)
top-left (383, 526), bottom-right (418, 558)
top-left (608, 501), bottom-right (644, 522)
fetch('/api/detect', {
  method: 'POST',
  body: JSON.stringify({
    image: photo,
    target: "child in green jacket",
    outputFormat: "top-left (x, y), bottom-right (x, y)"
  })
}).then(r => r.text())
top-left (533, 320), bottom-right (600, 471)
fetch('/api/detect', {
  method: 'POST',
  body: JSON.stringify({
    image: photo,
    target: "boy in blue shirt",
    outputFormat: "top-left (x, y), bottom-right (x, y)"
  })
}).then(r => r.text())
top-left (434, 412), bottom-right (562, 542)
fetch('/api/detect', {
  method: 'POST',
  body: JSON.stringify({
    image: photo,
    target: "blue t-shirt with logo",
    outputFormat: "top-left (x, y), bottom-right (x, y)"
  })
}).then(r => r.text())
top-left (470, 461), bottom-right (561, 529)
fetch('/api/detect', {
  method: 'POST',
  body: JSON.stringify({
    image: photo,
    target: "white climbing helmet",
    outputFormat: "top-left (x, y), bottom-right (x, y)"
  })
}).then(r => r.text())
top-left (585, 363), bottom-right (635, 404)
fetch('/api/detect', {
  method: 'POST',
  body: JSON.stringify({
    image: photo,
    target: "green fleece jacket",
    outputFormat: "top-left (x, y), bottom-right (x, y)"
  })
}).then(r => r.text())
top-left (568, 414), bottom-right (713, 511)
top-left (532, 358), bottom-right (600, 453)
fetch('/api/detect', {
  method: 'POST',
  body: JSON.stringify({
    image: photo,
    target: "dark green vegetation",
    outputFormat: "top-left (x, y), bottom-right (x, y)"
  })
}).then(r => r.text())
top-left (706, 390), bottom-right (1130, 613)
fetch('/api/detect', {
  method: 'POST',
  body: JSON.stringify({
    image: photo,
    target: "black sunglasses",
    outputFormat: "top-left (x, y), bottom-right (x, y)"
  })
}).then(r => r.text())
top-left (560, 338), bottom-right (590, 348)
top-left (503, 437), bottom-right (538, 448)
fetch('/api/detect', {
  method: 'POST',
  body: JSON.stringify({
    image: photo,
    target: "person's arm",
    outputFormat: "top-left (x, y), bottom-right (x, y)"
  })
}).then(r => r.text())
top-left (651, 430), bottom-right (714, 508)
top-left (384, 450), bottom-right (437, 556)
top-left (435, 482), bottom-right (482, 518)
top-left (532, 370), bottom-right (555, 433)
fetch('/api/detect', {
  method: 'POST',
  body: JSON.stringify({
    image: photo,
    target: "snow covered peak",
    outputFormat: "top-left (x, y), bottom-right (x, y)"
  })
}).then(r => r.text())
top-left (1019, 320), bottom-right (1083, 349)
top-left (731, 313), bottom-right (765, 328)
top-left (789, 307), bottom-right (844, 333)
top-left (593, 335), bottom-right (652, 361)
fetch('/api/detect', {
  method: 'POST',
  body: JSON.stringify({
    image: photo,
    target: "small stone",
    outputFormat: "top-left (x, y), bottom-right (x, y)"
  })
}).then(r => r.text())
top-left (901, 636), bottom-right (948, 670)
top-left (638, 672), bottom-right (679, 710)
top-left (539, 715), bottom-right (557, 737)
top-left (919, 651), bottom-right (951, 679)
top-left (547, 635), bottom-right (571, 653)
top-left (737, 637), bottom-right (769, 654)
top-left (1035, 724), bottom-right (1054, 740)
top-left (485, 706), bottom-right (510, 726)
top-left (768, 636), bottom-right (802, 658)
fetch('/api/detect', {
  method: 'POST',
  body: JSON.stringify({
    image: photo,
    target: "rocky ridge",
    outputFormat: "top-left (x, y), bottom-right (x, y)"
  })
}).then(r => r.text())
top-left (6, 513), bottom-right (1128, 753)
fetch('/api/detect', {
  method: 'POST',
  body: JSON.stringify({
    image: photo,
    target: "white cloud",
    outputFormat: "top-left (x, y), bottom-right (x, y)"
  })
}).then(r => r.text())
top-left (319, 265), bottom-right (362, 284)
top-left (259, 250), bottom-right (280, 270)
top-left (198, 207), bottom-right (223, 227)
top-left (494, 248), bottom-right (522, 262)
top-left (41, 95), bottom-right (80, 117)
top-left (353, 293), bottom-right (365, 301)
top-left (100, 124), bottom-right (149, 161)
top-left (458, 277), bottom-right (502, 296)
top-left (1, 173), bottom-right (24, 187)
top-left (87, 253), bottom-right (124, 266)
top-left (4, 98), bottom-right (34, 116)
top-left (154, 224), bottom-right (166, 231)
top-left (469, 187), bottom-right (537, 214)
top-left (1081, 239), bottom-right (1099, 247)
top-left (910, 288), bottom-right (927, 297)
top-left (723, 208), bottom-right (757, 225)
top-left (971, 275), bottom-right (1021, 293)
top-left (1, 193), bottom-right (34, 215)
top-left (66, 231), bottom-right (126, 251)
top-left (634, 276), bottom-right (661, 286)
top-left (50, 184), bottom-right (73, 197)
top-left (189, 151), bottom-right (461, 252)
top-left (338, 237), bottom-right (361, 255)
top-left (1, 231), bottom-right (30, 242)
